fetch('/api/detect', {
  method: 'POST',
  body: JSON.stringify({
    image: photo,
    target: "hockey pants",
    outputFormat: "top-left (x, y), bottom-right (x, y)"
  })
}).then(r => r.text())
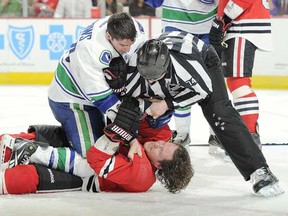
top-left (200, 46), bottom-right (268, 180)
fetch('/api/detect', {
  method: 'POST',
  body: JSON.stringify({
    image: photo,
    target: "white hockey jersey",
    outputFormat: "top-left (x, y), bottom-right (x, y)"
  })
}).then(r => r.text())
top-left (48, 16), bottom-right (146, 112)
top-left (160, 0), bottom-right (219, 34)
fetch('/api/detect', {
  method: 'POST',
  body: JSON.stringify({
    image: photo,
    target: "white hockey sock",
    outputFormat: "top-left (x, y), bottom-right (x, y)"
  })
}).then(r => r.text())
top-left (30, 146), bottom-right (54, 167)
top-left (174, 107), bottom-right (191, 134)
top-left (31, 146), bottom-right (94, 177)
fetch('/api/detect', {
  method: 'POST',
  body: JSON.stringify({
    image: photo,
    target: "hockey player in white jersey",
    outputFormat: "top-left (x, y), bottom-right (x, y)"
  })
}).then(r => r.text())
top-left (47, 12), bottom-right (146, 158)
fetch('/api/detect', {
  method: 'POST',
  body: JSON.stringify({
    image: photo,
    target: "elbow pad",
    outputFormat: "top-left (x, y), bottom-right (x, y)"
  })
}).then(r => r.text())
top-left (224, 0), bottom-right (244, 20)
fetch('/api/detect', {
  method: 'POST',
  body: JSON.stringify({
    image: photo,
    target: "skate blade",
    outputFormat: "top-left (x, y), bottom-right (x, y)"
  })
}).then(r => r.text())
top-left (0, 134), bottom-right (15, 170)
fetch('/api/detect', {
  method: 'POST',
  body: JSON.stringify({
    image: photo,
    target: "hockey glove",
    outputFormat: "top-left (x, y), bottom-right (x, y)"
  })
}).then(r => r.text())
top-left (104, 97), bottom-right (141, 144)
top-left (103, 56), bottom-right (128, 93)
top-left (146, 110), bottom-right (174, 129)
top-left (209, 16), bottom-right (232, 56)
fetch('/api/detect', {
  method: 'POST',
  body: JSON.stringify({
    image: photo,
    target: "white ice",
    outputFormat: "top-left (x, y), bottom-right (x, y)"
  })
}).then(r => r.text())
top-left (0, 86), bottom-right (287, 216)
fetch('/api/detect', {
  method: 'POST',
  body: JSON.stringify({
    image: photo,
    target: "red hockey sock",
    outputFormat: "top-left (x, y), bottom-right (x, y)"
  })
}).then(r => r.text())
top-left (227, 77), bottom-right (258, 133)
top-left (3, 165), bottom-right (39, 194)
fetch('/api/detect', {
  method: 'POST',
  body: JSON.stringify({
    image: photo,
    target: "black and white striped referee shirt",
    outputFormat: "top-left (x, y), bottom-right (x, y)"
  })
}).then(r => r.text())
top-left (124, 31), bottom-right (213, 109)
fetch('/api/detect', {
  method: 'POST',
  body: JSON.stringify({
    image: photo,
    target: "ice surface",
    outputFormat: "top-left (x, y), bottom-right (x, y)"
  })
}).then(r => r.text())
top-left (0, 86), bottom-right (287, 216)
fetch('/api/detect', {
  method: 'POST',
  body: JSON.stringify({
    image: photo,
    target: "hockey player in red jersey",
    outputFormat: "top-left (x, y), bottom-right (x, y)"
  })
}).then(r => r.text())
top-left (0, 132), bottom-right (192, 194)
top-left (0, 98), bottom-right (193, 195)
top-left (209, 0), bottom-right (273, 151)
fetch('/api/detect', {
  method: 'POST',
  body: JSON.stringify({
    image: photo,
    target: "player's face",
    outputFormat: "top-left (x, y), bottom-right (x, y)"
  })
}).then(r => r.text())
top-left (144, 141), bottom-right (178, 169)
top-left (110, 37), bottom-right (135, 54)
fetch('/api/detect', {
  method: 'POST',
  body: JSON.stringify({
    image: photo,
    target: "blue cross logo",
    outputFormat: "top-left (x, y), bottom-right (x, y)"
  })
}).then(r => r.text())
top-left (40, 25), bottom-right (73, 60)
top-left (75, 26), bottom-right (85, 40)
top-left (0, 35), bottom-right (4, 49)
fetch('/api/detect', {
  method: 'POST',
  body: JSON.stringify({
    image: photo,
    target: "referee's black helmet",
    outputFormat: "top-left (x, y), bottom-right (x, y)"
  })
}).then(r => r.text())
top-left (137, 39), bottom-right (170, 80)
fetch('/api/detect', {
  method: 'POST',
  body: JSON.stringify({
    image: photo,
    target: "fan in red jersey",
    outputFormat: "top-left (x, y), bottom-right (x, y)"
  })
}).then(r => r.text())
top-left (30, 0), bottom-right (59, 17)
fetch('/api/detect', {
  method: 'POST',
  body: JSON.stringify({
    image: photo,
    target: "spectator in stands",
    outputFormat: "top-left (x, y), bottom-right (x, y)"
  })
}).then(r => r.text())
top-left (30, 0), bottom-right (58, 17)
top-left (283, 0), bottom-right (288, 14)
top-left (129, 0), bottom-right (155, 17)
top-left (54, 0), bottom-right (92, 18)
top-left (278, 0), bottom-right (288, 15)
top-left (92, 0), bottom-right (97, 7)
top-left (0, 0), bottom-right (22, 17)
top-left (120, 0), bottom-right (131, 7)
top-left (269, 0), bottom-right (288, 15)
top-left (269, 0), bottom-right (281, 15)
top-left (105, 0), bottom-right (123, 15)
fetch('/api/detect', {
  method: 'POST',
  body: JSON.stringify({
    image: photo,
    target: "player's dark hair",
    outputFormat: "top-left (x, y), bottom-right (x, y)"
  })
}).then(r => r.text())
top-left (107, 12), bottom-right (137, 41)
top-left (156, 144), bottom-right (194, 193)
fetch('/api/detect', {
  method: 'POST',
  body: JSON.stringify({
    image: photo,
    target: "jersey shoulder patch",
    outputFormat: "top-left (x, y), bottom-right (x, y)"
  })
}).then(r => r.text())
top-left (99, 50), bottom-right (112, 65)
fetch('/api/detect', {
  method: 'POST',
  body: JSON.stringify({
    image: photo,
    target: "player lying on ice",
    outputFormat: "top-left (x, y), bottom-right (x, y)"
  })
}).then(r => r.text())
top-left (0, 97), bottom-right (193, 194)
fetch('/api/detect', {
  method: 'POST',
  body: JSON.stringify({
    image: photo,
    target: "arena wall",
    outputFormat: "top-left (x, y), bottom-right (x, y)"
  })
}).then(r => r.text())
top-left (0, 17), bottom-right (287, 89)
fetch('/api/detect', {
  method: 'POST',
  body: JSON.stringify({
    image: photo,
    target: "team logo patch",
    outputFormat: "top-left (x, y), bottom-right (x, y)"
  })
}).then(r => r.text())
top-left (8, 25), bottom-right (34, 60)
top-left (99, 50), bottom-right (112, 65)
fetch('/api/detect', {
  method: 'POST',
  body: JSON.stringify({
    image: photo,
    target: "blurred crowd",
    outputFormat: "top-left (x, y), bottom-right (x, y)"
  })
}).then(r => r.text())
top-left (0, 0), bottom-right (159, 18)
top-left (269, 0), bottom-right (288, 16)
top-left (0, 0), bottom-right (287, 18)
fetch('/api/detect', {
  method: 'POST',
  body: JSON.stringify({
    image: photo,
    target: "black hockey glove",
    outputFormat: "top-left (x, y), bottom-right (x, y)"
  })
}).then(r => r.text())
top-left (209, 15), bottom-right (232, 56)
top-left (103, 56), bottom-right (128, 93)
top-left (104, 97), bottom-right (141, 144)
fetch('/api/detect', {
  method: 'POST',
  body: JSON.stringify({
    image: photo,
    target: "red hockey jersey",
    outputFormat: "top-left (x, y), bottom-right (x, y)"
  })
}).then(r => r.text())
top-left (218, 0), bottom-right (273, 51)
top-left (87, 145), bottom-right (156, 192)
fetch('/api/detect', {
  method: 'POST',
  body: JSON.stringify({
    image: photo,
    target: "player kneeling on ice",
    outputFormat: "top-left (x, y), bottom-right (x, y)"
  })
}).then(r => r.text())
top-left (0, 97), bottom-right (193, 194)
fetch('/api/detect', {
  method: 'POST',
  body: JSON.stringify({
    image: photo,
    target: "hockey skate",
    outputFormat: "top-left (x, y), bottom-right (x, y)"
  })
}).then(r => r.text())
top-left (208, 135), bottom-right (232, 162)
top-left (208, 131), bottom-right (261, 162)
top-left (251, 123), bottom-right (262, 150)
top-left (172, 131), bottom-right (191, 146)
top-left (252, 123), bottom-right (262, 150)
top-left (0, 134), bottom-right (48, 170)
top-left (251, 132), bottom-right (261, 150)
top-left (208, 135), bottom-right (225, 156)
top-left (250, 167), bottom-right (284, 197)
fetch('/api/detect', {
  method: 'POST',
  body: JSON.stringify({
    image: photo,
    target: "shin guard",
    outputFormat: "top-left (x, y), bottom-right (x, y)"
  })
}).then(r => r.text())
top-left (34, 164), bottom-right (82, 193)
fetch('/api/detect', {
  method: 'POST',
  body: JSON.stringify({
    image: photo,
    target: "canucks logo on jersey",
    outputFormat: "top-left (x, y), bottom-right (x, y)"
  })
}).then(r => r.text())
top-left (99, 50), bottom-right (112, 65)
